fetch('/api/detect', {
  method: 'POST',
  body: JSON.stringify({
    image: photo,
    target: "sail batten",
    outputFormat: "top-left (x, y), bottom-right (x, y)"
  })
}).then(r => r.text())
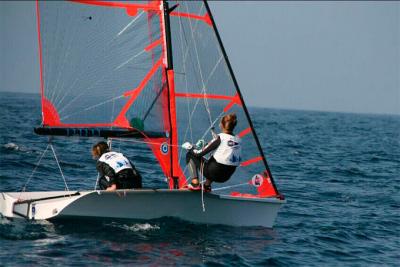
top-left (34, 127), bottom-right (166, 139)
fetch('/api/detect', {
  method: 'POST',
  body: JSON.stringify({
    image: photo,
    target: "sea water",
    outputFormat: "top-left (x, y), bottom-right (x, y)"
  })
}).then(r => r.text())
top-left (0, 92), bottom-right (399, 266)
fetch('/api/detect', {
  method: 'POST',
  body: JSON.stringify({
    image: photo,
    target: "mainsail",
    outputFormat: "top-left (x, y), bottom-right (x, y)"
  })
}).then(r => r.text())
top-left (35, 0), bottom-right (280, 197)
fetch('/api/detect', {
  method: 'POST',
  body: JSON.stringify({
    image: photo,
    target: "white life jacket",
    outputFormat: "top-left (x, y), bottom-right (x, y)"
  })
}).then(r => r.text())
top-left (213, 133), bottom-right (241, 166)
top-left (98, 152), bottom-right (132, 173)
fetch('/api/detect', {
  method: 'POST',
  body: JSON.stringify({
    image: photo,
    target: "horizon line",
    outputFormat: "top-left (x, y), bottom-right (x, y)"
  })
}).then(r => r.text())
top-left (0, 90), bottom-right (398, 117)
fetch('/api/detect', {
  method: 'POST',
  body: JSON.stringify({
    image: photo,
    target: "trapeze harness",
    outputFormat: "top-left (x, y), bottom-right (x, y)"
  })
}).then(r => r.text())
top-left (97, 152), bottom-right (142, 189)
top-left (186, 133), bottom-right (241, 183)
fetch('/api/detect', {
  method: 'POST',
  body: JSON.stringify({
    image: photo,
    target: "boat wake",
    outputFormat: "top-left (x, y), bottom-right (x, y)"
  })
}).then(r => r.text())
top-left (3, 142), bottom-right (20, 151)
top-left (105, 222), bottom-right (160, 232)
top-left (2, 142), bottom-right (41, 155)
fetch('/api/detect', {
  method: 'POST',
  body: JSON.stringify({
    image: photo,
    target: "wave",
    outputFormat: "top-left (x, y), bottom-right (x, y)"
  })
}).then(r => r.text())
top-left (104, 222), bottom-right (160, 232)
top-left (3, 142), bottom-right (20, 151)
top-left (2, 142), bottom-right (43, 155)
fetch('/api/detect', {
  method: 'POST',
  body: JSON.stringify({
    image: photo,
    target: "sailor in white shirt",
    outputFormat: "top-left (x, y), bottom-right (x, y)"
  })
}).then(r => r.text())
top-left (92, 141), bottom-right (142, 191)
top-left (186, 113), bottom-right (241, 191)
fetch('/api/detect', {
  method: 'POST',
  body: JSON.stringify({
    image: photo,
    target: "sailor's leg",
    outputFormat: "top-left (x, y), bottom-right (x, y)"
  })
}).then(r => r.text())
top-left (186, 152), bottom-right (200, 180)
top-left (98, 176), bottom-right (110, 190)
top-left (186, 152), bottom-right (205, 189)
top-left (202, 159), bottom-right (213, 191)
top-left (132, 168), bottom-right (142, 189)
top-left (116, 169), bottom-right (142, 189)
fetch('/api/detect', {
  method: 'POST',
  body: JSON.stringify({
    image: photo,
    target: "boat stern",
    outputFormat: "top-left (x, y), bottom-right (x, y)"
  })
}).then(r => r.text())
top-left (0, 192), bottom-right (18, 218)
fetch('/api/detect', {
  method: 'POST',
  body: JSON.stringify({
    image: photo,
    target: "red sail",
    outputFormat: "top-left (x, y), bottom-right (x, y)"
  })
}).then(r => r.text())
top-left (168, 1), bottom-right (279, 196)
top-left (36, 0), bottom-right (184, 188)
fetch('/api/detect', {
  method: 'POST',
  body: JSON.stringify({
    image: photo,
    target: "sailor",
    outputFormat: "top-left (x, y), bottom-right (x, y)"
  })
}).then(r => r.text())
top-left (186, 113), bottom-right (241, 192)
top-left (91, 141), bottom-right (142, 191)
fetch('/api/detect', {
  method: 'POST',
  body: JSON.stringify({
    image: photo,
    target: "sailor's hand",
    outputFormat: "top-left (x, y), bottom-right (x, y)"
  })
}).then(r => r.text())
top-left (195, 139), bottom-right (206, 149)
top-left (106, 184), bottom-right (117, 191)
top-left (182, 142), bottom-right (193, 150)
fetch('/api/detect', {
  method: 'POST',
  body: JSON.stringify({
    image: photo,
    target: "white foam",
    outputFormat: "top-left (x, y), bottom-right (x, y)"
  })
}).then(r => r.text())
top-left (4, 142), bottom-right (19, 151)
top-left (106, 222), bottom-right (160, 232)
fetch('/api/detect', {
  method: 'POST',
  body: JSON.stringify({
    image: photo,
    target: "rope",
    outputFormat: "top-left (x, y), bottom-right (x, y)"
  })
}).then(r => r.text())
top-left (200, 160), bottom-right (206, 212)
top-left (49, 143), bottom-right (70, 192)
top-left (176, 12), bottom-right (225, 168)
top-left (212, 182), bottom-right (249, 192)
top-left (111, 137), bottom-right (181, 147)
top-left (107, 138), bottom-right (112, 150)
top-left (94, 173), bottom-right (100, 191)
top-left (185, 2), bottom-right (213, 127)
top-left (200, 110), bottom-right (225, 141)
top-left (18, 143), bottom-right (50, 199)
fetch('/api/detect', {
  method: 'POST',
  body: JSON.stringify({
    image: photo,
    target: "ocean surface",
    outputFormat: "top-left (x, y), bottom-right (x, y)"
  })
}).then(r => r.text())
top-left (0, 92), bottom-right (399, 266)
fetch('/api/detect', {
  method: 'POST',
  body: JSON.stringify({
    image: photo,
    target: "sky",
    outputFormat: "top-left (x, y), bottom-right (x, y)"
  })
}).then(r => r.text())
top-left (1, 1), bottom-right (399, 115)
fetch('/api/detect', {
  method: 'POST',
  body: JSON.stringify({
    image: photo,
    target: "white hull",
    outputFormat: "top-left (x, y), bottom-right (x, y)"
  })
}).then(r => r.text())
top-left (0, 189), bottom-right (285, 227)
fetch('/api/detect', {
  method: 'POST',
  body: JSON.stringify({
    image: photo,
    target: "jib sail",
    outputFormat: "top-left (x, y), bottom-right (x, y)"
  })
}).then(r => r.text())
top-left (167, 0), bottom-right (279, 196)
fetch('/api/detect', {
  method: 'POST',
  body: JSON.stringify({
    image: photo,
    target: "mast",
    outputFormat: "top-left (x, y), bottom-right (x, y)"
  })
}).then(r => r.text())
top-left (162, 0), bottom-right (181, 188)
top-left (163, 1), bottom-right (174, 70)
top-left (203, 1), bottom-right (280, 196)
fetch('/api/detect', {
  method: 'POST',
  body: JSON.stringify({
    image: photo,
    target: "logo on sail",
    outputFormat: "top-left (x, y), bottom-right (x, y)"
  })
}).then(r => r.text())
top-left (251, 174), bottom-right (264, 187)
top-left (160, 142), bottom-right (169, 155)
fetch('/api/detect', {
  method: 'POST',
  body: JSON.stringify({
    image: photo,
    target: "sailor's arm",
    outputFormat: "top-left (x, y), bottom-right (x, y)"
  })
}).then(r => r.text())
top-left (192, 136), bottom-right (221, 157)
top-left (96, 161), bottom-right (117, 189)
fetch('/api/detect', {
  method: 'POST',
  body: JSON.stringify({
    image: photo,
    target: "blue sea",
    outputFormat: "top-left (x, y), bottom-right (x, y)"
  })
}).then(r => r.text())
top-left (0, 92), bottom-right (399, 266)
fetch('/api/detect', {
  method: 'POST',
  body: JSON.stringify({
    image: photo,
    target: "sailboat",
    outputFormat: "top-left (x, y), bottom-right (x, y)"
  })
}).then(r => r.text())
top-left (0, 0), bottom-right (285, 227)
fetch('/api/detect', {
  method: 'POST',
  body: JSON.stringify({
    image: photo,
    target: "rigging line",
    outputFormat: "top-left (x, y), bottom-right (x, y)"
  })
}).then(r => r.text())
top-left (176, 2), bottom-right (219, 168)
top-left (111, 88), bottom-right (116, 124)
top-left (54, 8), bottom-right (99, 108)
top-left (200, 160), bottom-right (206, 212)
top-left (200, 110), bottom-right (225, 140)
top-left (57, 15), bottom-right (147, 111)
top-left (176, 1), bottom-right (205, 71)
top-left (176, 10), bottom-right (196, 166)
top-left (176, 3), bottom-right (207, 99)
top-left (47, 6), bottom-right (62, 103)
top-left (184, 2), bottom-right (213, 126)
top-left (111, 137), bottom-right (182, 147)
top-left (94, 173), bottom-right (100, 191)
top-left (118, 10), bottom-right (144, 36)
top-left (58, 49), bottom-right (149, 115)
top-left (178, 109), bottom-right (223, 176)
top-left (175, 22), bottom-right (224, 168)
top-left (182, 36), bottom-right (223, 131)
top-left (50, 143), bottom-right (70, 192)
top-left (185, 52), bottom-right (224, 139)
top-left (116, 49), bottom-right (146, 70)
top-left (176, 91), bottom-right (207, 165)
top-left (52, 7), bottom-right (81, 106)
top-left (176, 7), bottom-right (227, 166)
top-left (53, 5), bottom-right (99, 107)
top-left (212, 182), bottom-right (249, 192)
top-left (179, 112), bottom-right (224, 185)
top-left (18, 143), bottom-right (50, 199)
top-left (60, 95), bottom-right (124, 120)
top-left (204, 55), bottom-right (223, 86)
top-left (107, 138), bottom-right (112, 150)
top-left (176, 55), bottom-right (225, 165)
top-left (176, 4), bottom-right (217, 149)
